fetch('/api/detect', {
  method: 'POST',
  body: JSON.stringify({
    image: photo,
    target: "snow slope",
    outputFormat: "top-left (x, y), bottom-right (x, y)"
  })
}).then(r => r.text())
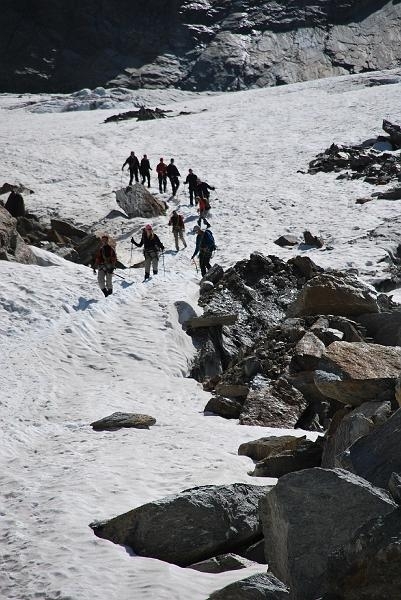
top-left (1, 71), bottom-right (401, 599)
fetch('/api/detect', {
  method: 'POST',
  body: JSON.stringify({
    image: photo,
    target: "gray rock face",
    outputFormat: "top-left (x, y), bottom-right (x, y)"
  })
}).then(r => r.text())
top-left (340, 407), bottom-right (401, 489)
top-left (115, 184), bottom-right (166, 218)
top-left (2, 1), bottom-right (401, 93)
top-left (0, 205), bottom-right (37, 264)
top-left (208, 573), bottom-right (289, 600)
top-left (314, 341), bottom-right (401, 406)
top-left (189, 553), bottom-right (255, 573)
top-left (259, 468), bottom-right (396, 600)
top-left (321, 401), bottom-right (391, 468)
top-left (324, 508), bottom-right (401, 600)
top-left (91, 483), bottom-right (267, 567)
top-left (251, 437), bottom-right (323, 478)
top-left (288, 274), bottom-right (379, 318)
top-left (90, 412), bottom-right (156, 431)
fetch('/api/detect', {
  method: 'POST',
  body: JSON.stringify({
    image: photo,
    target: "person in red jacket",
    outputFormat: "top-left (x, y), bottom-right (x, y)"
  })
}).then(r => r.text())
top-left (156, 158), bottom-right (168, 193)
top-left (93, 234), bottom-right (117, 296)
top-left (196, 196), bottom-right (211, 228)
top-left (168, 210), bottom-right (187, 251)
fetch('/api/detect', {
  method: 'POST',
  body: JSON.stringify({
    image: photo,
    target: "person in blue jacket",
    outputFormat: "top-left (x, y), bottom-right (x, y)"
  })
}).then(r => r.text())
top-left (191, 225), bottom-right (216, 276)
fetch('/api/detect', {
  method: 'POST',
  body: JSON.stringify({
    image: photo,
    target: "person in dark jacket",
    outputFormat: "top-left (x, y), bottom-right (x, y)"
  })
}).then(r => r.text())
top-left (131, 224), bottom-right (164, 280)
top-left (122, 151), bottom-right (140, 185)
top-left (195, 178), bottom-right (215, 200)
top-left (191, 225), bottom-right (216, 276)
top-left (156, 158), bottom-right (168, 193)
top-left (166, 158), bottom-right (181, 196)
top-left (168, 210), bottom-right (187, 251)
top-left (140, 154), bottom-right (152, 187)
top-left (183, 168), bottom-right (198, 206)
top-left (93, 234), bottom-right (117, 296)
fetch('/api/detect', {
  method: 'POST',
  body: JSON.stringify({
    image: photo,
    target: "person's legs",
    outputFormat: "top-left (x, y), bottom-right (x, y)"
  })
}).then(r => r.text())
top-left (146, 172), bottom-right (150, 187)
top-left (163, 175), bottom-right (167, 192)
top-left (105, 271), bottom-right (113, 294)
top-left (134, 168), bottom-right (139, 183)
top-left (158, 174), bottom-right (163, 193)
top-left (128, 169), bottom-right (134, 185)
top-left (173, 230), bottom-right (179, 251)
top-left (152, 255), bottom-right (159, 275)
top-left (189, 188), bottom-right (194, 206)
top-left (179, 230), bottom-right (186, 248)
top-left (144, 255), bottom-right (152, 279)
top-left (97, 269), bottom-right (108, 295)
top-left (199, 252), bottom-right (207, 276)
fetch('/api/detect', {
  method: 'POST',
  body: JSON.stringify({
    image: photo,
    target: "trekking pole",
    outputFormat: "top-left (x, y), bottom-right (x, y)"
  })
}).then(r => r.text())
top-left (162, 251), bottom-right (166, 277)
top-left (128, 241), bottom-right (133, 278)
top-left (191, 258), bottom-right (199, 274)
top-left (113, 271), bottom-right (126, 280)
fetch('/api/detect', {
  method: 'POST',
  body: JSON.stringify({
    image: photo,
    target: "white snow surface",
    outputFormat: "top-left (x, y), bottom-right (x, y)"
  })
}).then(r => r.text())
top-left (1, 71), bottom-right (401, 599)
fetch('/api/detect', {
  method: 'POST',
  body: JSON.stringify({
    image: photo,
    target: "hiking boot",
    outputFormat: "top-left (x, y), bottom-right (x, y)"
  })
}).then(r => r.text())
top-left (102, 288), bottom-right (108, 297)
top-left (106, 288), bottom-right (113, 296)
top-left (144, 272), bottom-right (150, 280)
top-left (153, 270), bottom-right (158, 275)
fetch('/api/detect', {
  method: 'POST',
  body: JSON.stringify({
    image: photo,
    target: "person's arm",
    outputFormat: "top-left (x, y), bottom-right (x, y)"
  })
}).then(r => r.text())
top-left (131, 235), bottom-right (142, 247)
top-left (122, 158), bottom-right (128, 170)
top-left (184, 175), bottom-right (189, 185)
top-left (191, 236), bottom-right (201, 259)
top-left (206, 183), bottom-right (215, 190)
top-left (156, 236), bottom-right (164, 251)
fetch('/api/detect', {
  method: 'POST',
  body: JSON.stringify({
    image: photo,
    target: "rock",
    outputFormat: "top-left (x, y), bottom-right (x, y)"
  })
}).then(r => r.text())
top-left (4, 191), bottom-right (25, 217)
top-left (339, 407), bottom-right (401, 489)
top-left (50, 218), bottom-right (87, 240)
top-left (237, 539), bottom-right (267, 564)
top-left (199, 281), bottom-right (215, 295)
top-left (288, 255), bottom-right (323, 280)
top-left (189, 553), bottom-right (255, 573)
top-left (238, 435), bottom-right (303, 462)
top-left (251, 437), bottom-right (323, 478)
top-left (357, 311), bottom-right (401, 346)
top-left (91, 483), bottom-right (267, 567)
top-left (201, 264), bottom-right (224, 285)
top-left (215, 383), bottom-right (249, 398)
top-left (274, 234), bottom-right (298, 247)
top-left (104, 106), bottom-right (168, 123)
top-left (321, 401), bottom-right (391, 468)
top-left (388, 472), bottom-right (401, 503)
top-left (356, 196), bottom-right (373, 204)
top-left (115, 184), bottom-right (166, 218)
top-left (204, 395), bottom-right (243, 419)
top-left (292, 331), bottom-right (325, 371)
top-left (324, 508), bottom-right (401, 600)
top-left (382, 119), bottom-right (401, 148)
top-left (186, 313), bottom-right (238, 328)
top-left (207, 573), bottom-right (290, 600)
top-left (377, 185), bottom-right (401, 200)
top-left (260, 468), bottom-right (397, 600)
top-left (0, 205), bottom-right (37, 264)
top-left (0, 182), bottom-right (34, 196)
top-left (239, 375), bottom-right (308, 428)
top-left (90, 412), bottom-right (156, 431)
top-left (314, 341), bottom-right (401, 406)
top-left (303, 230), bottom-right (324, 248)
top-left (288, 273), bottom-right (379, 317)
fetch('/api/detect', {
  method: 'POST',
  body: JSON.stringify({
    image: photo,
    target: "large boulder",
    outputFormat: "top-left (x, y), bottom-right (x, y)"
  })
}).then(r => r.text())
top-left (189, 553), bottom-right (255, 573)
top-left (238, 435), bottom-right (304, 462)
top-left (208, 573), bottom-right (290, 600)
top-left (324, 508), bottom-right (401, 600)
top-left (259, 468), bottom-right (396, 600)
top-left (115, 184), bottom-right (166, 218)
top-left (288, 273), bottom-right (379, 317)
top-left (4, 191), bottom-right (25, 217)
top-left (90, 412), bottom-right (156, 431)
top-left (292, 331), bottom-right (325, 371)
top-left (0, 205), bottom-right (36, 264)
top-left (251, 437), bottom-right (323, 478)
top-left (321, 401), bottom-right (391, 468)
top-left (91, 483), bottom-right (267, 567)
top-left (357, 311), bottom-right (401, 346)
top-left (339, 407), bottom-right (401, 489)
top-left (314, 341), bottom-right (401, 406)
top-left (239, 376), bottom-right (307, 428)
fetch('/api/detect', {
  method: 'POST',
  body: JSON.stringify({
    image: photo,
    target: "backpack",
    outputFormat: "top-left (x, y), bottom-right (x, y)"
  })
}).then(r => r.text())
top-left (203, 229), bottom-right (216, 251)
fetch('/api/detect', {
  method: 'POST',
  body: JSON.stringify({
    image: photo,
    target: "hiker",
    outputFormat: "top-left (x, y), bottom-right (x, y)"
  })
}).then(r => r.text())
top-left (122, 151), bottom-right (140, 185)
top-left (191, 225), bottom-right (216, 277)
top-left (183, 168), bottom-right (198, 206)
top-left (93, 234), bottom-right (117, 296)
top-left (166, 158), bottom-right (181, 196)
top-left (195, 178), bottom-right (215, 200)
top-left (168, 210), bottom-right (187, 251)
top-left (140, 154), bottom-right (152, 187)
top-left (131, 224), bottom-right (164, 280)
top-left (197, 196), bottom-right (211, 228)
top-left (156, 158), bottom-right (168, 193)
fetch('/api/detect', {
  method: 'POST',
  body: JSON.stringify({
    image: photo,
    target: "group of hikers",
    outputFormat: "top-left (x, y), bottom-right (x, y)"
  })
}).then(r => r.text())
top-left (122, 152), bottom-right (215, 202)
top-left (94, 154), bottom-right (217, 294)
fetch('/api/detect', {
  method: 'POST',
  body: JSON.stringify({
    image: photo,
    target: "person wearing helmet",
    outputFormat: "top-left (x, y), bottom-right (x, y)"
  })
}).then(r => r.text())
top-left (191, 225), bottom-right (216, 277)
top-left (93, 234), bottom-right (117, 296)
top-left (131, 224), bottom-right (164, 280)
top-left (156, 158), bottom-right (168, 193)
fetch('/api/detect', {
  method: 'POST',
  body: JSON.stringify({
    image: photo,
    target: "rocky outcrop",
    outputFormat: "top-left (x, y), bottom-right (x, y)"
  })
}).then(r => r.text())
top-left (91, 483), bottom-right (267, 567)
top-left (321, 401), bottom-right (391, 468)
top-left (324, 508), bottom-right (401, 600)
top-left (207, 573), bottom-right (289, 600)
top-left (90, 412), bottom-right (156, 431)
top-left (288, 273), bottom-right (380, 318)
top-left (2, 1), bottom-right (401, 93)
top-left (189, 553), bottom-right (254, 573)
top-left (314, 341), bottom-right (401, 406)
top-left (260, 468), bottom-right (397, 600)
top-left (340, 407), bottom-right (401, 489)
top-left (0, 205), bottom-right (37, 264)
top-left (115, 184), bottom-right (166, 218)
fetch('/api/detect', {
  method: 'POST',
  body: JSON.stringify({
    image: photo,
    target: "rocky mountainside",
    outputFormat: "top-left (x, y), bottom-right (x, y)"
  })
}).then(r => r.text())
top-left (2, 0), bottom-right (401, 93)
